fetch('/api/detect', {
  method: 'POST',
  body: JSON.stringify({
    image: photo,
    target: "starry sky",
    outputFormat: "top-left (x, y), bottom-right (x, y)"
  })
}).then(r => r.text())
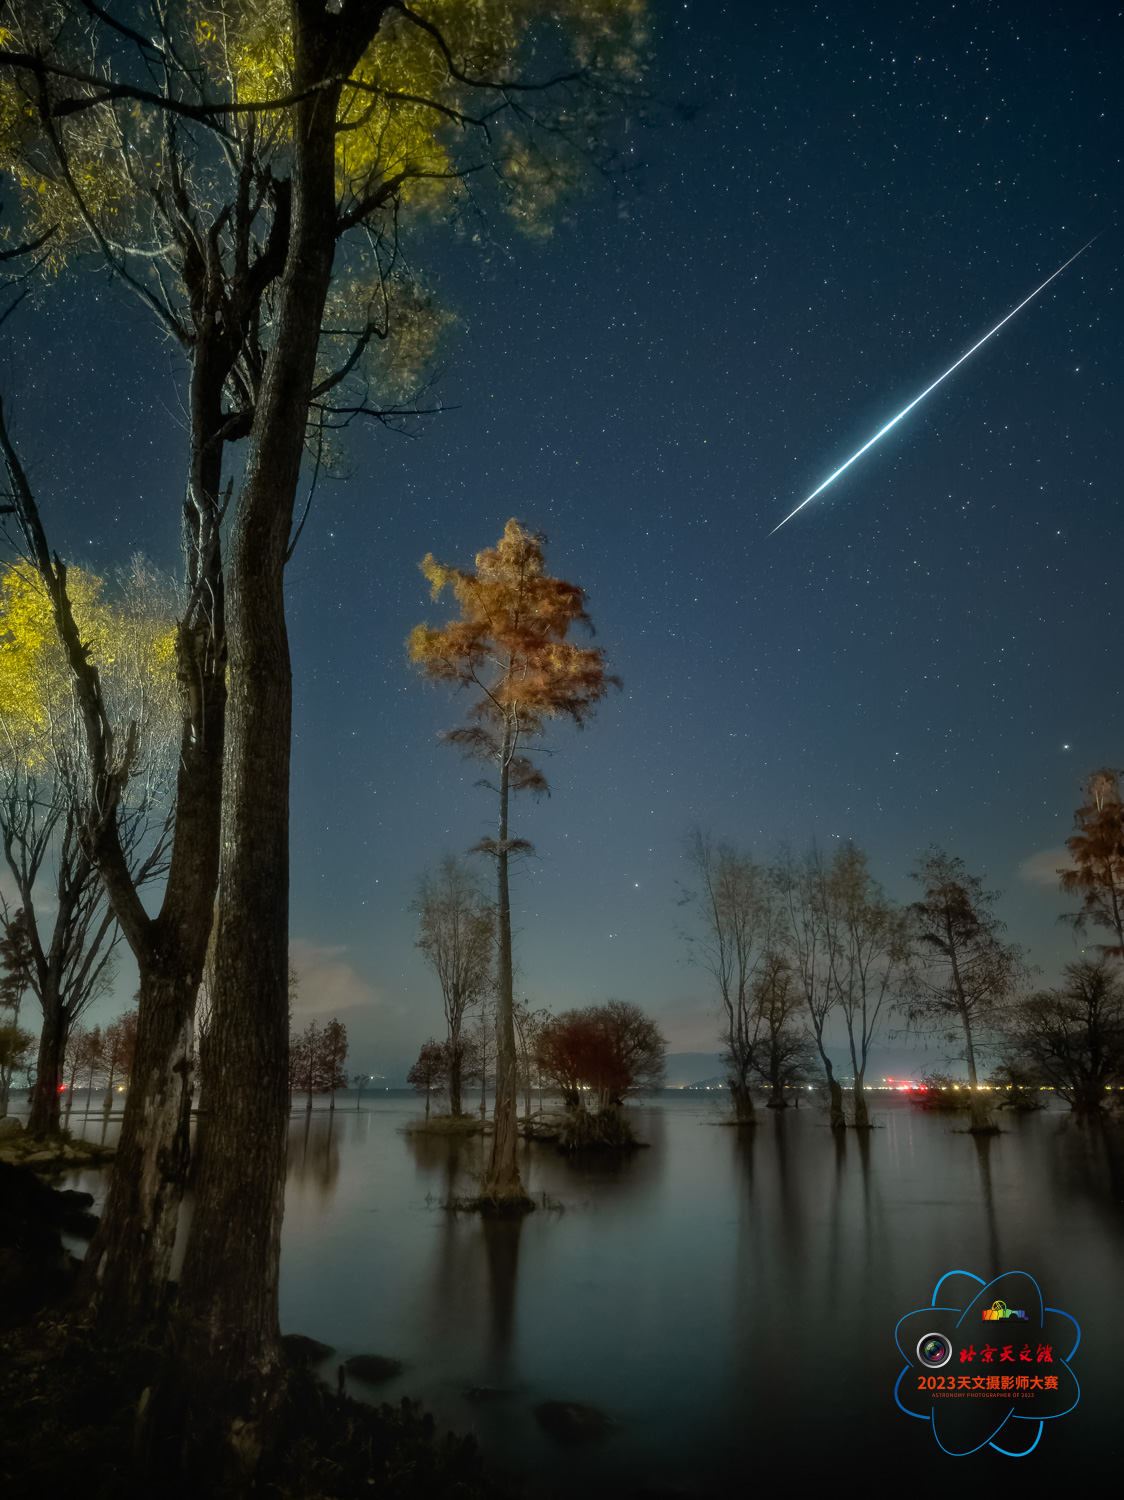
top-left (4, 0), bottom-right (1121, 1082)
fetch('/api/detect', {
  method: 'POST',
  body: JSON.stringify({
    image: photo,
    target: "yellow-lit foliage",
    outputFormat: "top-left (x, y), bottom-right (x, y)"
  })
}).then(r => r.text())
top-left (409, 518), bottom-right (618, 762)
top-left (1, 0), bottom-right (648, 268)
top-left (0, 562), bottom-right (177, 774)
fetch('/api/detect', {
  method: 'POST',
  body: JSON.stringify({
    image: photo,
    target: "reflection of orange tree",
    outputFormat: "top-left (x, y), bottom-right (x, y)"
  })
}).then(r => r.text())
top-left (288, 1019), bottom-right (349, 1111)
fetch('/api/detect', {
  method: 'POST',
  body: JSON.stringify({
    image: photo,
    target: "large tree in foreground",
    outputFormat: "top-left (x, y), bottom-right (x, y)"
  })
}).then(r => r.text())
top-left (903, 850), bottom-right (1026, 1134)
top-left (410, 520), bottom-right (619, 1205)
top-left (2, 1), bottom-right (648, 1471)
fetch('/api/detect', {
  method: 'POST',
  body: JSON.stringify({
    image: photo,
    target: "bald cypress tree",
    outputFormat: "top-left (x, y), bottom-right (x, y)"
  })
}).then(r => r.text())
top-left (1059, 769), bottom-right (1124, 957)
top-left (410, 520), bottom-right (619, 1206)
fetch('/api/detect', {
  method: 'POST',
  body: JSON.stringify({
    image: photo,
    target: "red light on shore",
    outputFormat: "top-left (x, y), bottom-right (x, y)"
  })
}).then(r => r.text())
top-left (57, 1083), bottom-right (67, 1093)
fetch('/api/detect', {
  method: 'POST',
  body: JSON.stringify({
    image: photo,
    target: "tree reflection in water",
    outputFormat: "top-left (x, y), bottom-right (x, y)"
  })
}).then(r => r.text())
top-left (287, 1109), bottom-right (341, 1200)
top-left (268, 1095), bottom-right (1118, 1492)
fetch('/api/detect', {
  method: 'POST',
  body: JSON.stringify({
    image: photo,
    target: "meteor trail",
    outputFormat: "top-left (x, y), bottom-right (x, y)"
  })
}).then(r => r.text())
top-left (769, 239), bottom-right (1096, 535)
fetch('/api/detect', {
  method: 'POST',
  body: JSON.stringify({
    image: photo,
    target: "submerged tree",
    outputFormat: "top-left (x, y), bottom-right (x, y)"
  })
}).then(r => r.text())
top-left (536, 1001), bottom-right (665, 1112)
top-left (289, 1018), bottom-right (349, 1110)
top-left (681, 832), bottom-right (777, 1125)
top-left (410, 520), bottom-right (619, 1206)
top-left (414, 856), bottom-right (493, 1117)
top-left (772, 849), bottom-right (846, 1128)
top-left (535, 1000), bottom-right (665, 1147)
top-left (1002, 961), bottom-right (1124, 1112)
top-left (824, 846), bottom-right (908, 1127)
top-left (903, 850), bottom-right (1026, 1134)
top-left (1059, 769), bottom-right (1124, 957)
top-left (746, 952), bottom-right (812, 1108)
top-left (408, 1038), bottom-right (450, 1121)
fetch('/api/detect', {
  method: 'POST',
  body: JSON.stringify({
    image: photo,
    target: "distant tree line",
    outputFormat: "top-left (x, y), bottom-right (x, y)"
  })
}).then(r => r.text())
top-left (680, 766), bottom-right (1124, 1134)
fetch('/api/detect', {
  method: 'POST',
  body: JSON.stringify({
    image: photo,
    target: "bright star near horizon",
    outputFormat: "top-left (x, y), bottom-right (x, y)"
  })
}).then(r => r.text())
top-left (769, 238), bottom-right (1097, 535)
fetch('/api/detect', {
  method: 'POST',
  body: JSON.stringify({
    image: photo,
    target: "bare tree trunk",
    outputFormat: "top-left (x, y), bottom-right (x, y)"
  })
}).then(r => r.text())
top-left (962, 1019), bottom-right (995, 1133)
top-left (84, 968), bottom-right (195, 1322)
top-left (173, 49), bottom-right (349, 1475)
top-left (819, 1047), bottom-right (846, 1131)
top-left (482, 748), bottom-right (531, 1208)
top-left (852, 1069), bottom-right (871, 1128)
top-left (27, 993), bottom-right (65, 1136)
top-left (448, 1027), bottom-right (462, 1117)
top-left (730, 1078), bottom-right (756, 1124)
top-left (83, 613), bottom-right (226, 1331)
top-left (483, 846), bottom-right (527, 1203)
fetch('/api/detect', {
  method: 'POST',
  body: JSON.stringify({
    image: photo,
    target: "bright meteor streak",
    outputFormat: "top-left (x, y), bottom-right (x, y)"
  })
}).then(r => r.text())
top-left (769, 238), bottom-right (1096, 535)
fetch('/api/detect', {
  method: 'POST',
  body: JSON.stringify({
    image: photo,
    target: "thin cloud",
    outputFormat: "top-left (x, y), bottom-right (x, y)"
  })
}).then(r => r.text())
top-left (1018, 848), bottom-right (1075, 888)
top-left (289, 939), bottom-right (381, 1018)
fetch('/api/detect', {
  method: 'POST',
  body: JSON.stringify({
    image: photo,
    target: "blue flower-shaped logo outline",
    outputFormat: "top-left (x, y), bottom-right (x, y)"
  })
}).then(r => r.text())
top-left (894, 1269), bottom-right (1081, 1456)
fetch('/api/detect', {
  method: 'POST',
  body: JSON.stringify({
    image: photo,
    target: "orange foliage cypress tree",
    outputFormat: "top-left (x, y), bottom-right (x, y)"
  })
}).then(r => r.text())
top-left (1060, 769), bottom-right (1124, 957)
top-left (409, 519), bottom-right (619, 1206)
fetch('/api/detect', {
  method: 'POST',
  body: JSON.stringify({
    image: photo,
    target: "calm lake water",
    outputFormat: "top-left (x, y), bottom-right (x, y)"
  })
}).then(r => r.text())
top-left (55, 1091), bottom-right (1124, 1494)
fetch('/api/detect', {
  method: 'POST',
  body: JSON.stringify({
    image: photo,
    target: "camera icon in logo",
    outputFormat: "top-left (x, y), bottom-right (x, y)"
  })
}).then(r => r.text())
top-left (916, 1333), bottom-right (953, 1369)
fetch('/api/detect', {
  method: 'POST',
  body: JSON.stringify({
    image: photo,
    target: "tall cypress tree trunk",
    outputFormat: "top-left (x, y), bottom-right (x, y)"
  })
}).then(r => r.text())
top-left (482, 739), bottom-right (530, 1206)
top-left (174, 45), bottom-right (350, 1472)
top-left (962, 1017), bottom-right (995, 1133)
top-left (448, 1025), bottom-right (462, 1116)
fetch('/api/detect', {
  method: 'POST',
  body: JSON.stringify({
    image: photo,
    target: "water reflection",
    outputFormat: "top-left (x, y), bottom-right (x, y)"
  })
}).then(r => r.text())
top-left (971, 1132), bottom-right (1002, 1278)
top-left (287, 1109), bottom-right (341, 1200)
top-left (44, 1092), bottom-right (1105, 1492)
top-left (41, 1091), bottom-right (1121, 1487)
top-left (528, 1107), bottom-right (668, 1206)
top-left (481, 1214), bottom-right (523, 1384)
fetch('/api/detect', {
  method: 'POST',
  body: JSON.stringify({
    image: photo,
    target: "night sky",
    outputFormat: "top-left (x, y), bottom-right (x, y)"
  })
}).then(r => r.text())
top-left (5, 1), bottom-right (1121, 1081)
